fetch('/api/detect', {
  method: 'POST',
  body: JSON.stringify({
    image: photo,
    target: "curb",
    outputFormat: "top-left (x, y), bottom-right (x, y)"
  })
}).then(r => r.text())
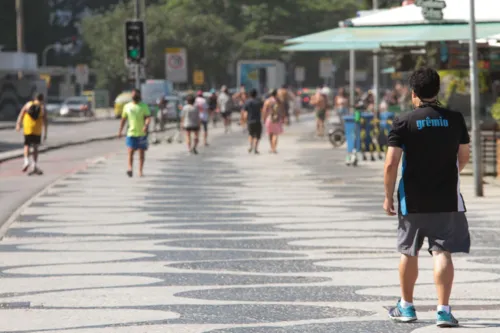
top-left (0, 151), bottom-right (117, 240)
top-left (0, 125), bottom-right (176, 164)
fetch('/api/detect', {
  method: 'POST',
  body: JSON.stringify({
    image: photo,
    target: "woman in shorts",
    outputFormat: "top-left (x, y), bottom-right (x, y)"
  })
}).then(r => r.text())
top-left (181, 95), bottom-right (201, 154)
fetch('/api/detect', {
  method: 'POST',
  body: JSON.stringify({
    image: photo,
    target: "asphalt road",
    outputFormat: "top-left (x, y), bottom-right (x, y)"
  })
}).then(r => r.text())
top-left (0, 118), bottom-right (119, 153)
top-left (1, 116), bottom-right (500, 332)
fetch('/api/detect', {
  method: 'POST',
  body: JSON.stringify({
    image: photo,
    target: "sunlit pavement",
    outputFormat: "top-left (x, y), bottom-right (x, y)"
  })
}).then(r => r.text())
top-left (1, 115), bottom-right (500, 332)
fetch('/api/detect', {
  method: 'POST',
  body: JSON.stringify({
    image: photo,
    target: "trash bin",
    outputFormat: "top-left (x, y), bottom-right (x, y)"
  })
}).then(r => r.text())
top-left (343, 115), bottom-right (360, 153)
top-left (360, 113), bottom-right (374, 153)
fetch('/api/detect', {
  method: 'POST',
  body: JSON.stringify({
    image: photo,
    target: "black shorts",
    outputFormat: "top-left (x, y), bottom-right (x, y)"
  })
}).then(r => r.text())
top-left (185, 126), bottom-right (200, 132)
top-left (201, 121), bottom-right (208, 132)
top-left (397, 212), bottom-right (470, 256)
top-left (24, 134), bottom-right (41, 146)
top-left (248, 122), bottom-right (262, 139)
top-left (222, 111), bottom-right (232, 119)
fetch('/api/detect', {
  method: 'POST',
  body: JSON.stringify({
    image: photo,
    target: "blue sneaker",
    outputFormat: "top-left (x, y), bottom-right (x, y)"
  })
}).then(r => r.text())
top-left (436, 310), bottom-right (459, 328)
top-left (388, 300), bottom-right (418, 323)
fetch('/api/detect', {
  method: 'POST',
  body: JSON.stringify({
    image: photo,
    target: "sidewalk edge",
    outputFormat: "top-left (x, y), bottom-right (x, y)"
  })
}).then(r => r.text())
top-left (0, 152), bottom-right (117, 240)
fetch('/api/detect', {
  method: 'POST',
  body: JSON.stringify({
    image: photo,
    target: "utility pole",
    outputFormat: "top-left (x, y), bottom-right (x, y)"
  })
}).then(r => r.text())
top-left (134, 0), bottom-right (141, 90)
top-left (373, 0), bottom-right (380, 116)
top-left (469, 0), bottom-right (483, 196)
top-left (16, 0), bottom-right (24, 78)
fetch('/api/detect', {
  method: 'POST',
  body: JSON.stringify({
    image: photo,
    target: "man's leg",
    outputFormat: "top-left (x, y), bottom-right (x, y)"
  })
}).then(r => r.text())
top-left (433, 251), bottom-right (454, 309)
top-left (23, 143), bottom-right (30, 172)
top-left (32, 144), bottom-right (43, 174)
top-left (127, 148), bottom-right (134, 177)
top-left (203, 122), bottom-right (208, 146)
top-left (186, 130), bottom-right (192, 151)
top-left (138, 149), bottom-right (145, 177)
top-left (254, 137), bottom-right (260, 154)
top-left (248, 135), bottom-right (253, 153)
top-left (192, 130), bottom-right (199, 154)
top-left (399, 254), bottom-right (419, 303)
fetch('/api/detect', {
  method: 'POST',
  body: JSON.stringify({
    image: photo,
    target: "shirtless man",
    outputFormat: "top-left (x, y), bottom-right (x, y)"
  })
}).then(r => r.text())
top-left (311, 88), bottom-right (328, 136)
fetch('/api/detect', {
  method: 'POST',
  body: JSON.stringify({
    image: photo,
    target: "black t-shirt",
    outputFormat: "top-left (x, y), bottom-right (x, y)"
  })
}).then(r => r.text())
top-left (208, 95), bottom-right (217, 110)
top-left (388, 105), bottom-right (470, 215)
top-left (244, 98), bottom-right (263, 124)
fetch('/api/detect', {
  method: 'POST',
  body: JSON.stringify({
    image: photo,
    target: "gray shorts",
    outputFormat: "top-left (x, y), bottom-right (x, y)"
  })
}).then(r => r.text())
top-left (397, 212), bottom-right (470, 256)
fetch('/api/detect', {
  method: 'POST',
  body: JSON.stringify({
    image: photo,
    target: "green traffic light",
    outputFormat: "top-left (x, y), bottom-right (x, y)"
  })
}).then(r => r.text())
top-left (129, 48), bottom-right (139, 59)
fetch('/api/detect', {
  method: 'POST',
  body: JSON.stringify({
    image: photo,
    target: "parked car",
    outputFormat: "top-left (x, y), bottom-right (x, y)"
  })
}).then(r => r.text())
top-left (45, 96), bottom-right (63, 116)
top-left (59, 96), bottom-right (92, 117)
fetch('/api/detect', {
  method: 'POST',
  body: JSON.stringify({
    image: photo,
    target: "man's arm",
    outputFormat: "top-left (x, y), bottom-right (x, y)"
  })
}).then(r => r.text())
top-left (118, 109), bottom-right (127, 138)
top-left (458, 144), bottom-right (470, 172)
top-left (16, 104), bottom-right (27, 132)
top-left (457, 113), bottom-right (471, 172)
top-left (384, 147), bottom-right (403, 202)
top-left (42, 106), bottom-right (48, 140)
top-left (383, 116), bottom-right (406, 215)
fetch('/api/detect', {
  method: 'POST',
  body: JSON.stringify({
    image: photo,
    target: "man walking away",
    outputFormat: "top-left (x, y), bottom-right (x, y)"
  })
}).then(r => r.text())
top-left (244, 89), bottom-right (263, 154)
top-left (195, 91), bottom-right (209, 146)
top-left (181, 94), bottom-right (201, 154)
top-left (16, 93), bottom-right (48, 175)
top-left (217, 85), bottom-right (233, 133)
top-left (311, 87), bottom-right (328, 137)
top-left (384, 68), bottom-right (471, 328)
top-left (208, 89), bottom-right (218, 127)
top-left (118, 89), bottom-right (151, 178)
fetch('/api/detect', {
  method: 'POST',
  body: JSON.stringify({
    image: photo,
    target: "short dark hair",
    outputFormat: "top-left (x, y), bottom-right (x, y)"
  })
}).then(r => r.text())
top-left (186, 94), bottom-right (195, 104)
top-left (250, 89), bottom-right (257, 98)
top-left (271, 89), bottom-right (277, 97)
top-left (409, 67), bottom-right (440, 99)
top-left (35, 93), bottom-right (44, 101)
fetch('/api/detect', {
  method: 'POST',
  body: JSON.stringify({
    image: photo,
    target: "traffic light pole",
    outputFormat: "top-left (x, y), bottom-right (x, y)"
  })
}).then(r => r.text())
top-left (134, 0), bottom-right (141, 90)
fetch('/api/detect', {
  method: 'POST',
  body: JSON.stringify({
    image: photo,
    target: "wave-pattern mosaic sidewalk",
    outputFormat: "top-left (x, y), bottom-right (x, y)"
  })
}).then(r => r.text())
top-left (1, 119), bottom-right (500, 332)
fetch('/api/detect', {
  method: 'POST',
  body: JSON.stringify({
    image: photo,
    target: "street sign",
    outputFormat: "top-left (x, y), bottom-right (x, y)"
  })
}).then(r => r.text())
top-left (319, 58), bottom-right (333, 78)
top-left (415, 0), bottom-right (446, 21)
top-left (75, 64), bottom-right (89, 85)
top-left (294, 67), bottom-right (305, 82)
top-left (128, 64), bottom-right (146, 80)
top-left (193, 70), bottom-right (204, 85)
top-left (125, 20), bottom-right (146, 64)
top-left (165, 48), bottom-right (187, 83)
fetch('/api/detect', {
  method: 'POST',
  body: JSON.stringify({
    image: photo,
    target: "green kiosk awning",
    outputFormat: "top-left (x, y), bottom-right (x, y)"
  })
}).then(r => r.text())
top-left (285, 23), bottom-right (500, 45)
top-left (281, 41), bottom-right (379, 52)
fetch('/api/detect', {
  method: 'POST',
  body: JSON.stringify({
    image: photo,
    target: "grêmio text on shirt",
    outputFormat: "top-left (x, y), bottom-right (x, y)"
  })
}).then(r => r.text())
top-left (416, 117), bottom-right (449, 130)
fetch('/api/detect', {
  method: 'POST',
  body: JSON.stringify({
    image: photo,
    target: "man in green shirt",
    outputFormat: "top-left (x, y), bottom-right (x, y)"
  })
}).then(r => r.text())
top-left (118, 89), bottom-right (151, 177)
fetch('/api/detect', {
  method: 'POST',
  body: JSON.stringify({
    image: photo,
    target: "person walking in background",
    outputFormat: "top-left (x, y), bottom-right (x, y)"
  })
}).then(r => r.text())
top-left (217, 85), bottom-right (233, 133)
top-left (311, 87), bottom-right (328, 137)
top-left (294, 89), bottom-right (302, 122)
top-left (384, 68), bottom-right (471, 328)
top-left (335, 87), bottom-right (349, 116)
top-left (118, 89), bottom-right (151, 178)
top-left (208, 89), bottom-right (218, 127)
top-left (181, 94), bottom-right (201, 154)
top-left (243, 89), bottom-right (263, 154)
top-left (16, 93), bottom-right (48, 175)
top-left (262, 89), bottom-right (284, 154)
top-left (195, 90), bottom-right (209, 146)
top-left (234, 86), bottom-right (248, 132)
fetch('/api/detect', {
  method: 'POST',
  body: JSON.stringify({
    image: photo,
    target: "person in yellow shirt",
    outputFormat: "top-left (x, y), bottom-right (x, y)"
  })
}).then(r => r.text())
top-left (16, 93), bottom-right (48, 175)
top-left (118, 89), bottom-right (151, 178)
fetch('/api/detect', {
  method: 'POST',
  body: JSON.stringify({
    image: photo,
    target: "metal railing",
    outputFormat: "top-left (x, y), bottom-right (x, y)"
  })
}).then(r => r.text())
top-left (469, 129), bottom-right (498, 177)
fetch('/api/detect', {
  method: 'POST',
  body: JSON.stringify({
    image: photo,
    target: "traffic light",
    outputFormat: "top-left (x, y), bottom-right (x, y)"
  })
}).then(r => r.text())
top-left (125, 20), bottom-right (145, 64)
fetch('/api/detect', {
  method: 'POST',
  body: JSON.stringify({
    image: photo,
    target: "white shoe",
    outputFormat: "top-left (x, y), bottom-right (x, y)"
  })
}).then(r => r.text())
top-left (22, 161), bottom-right (30, 172)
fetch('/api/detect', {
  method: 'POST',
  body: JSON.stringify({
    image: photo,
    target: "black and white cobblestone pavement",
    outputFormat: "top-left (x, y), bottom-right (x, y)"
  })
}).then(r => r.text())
top-left (1, 115), bottom-right (500, 332)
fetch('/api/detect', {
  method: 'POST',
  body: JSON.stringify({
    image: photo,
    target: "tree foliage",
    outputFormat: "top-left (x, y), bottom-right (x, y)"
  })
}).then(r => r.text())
top-left (82, 0), bottom-right (366, 90)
